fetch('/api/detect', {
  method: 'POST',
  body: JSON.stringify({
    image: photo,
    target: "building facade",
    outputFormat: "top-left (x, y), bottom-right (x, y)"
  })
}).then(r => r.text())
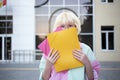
top-left (0, 0), bottom-right (120, 63)
top-left (0, 0), bottom-right (35, 63)
top-left (95, 0), bottom-right (120, 61)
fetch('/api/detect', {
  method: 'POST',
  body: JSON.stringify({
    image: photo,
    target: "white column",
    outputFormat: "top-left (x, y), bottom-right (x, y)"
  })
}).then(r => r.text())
top-left (12, 0), bottom-right (35, 63)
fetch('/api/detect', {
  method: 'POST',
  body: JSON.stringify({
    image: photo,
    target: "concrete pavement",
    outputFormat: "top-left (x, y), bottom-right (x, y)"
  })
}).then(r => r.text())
top-left (0, 62), bottom-right (120, 80)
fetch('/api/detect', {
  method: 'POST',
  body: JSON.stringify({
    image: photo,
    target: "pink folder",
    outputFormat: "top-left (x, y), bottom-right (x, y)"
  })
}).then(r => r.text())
top-left (38, 27), bottom-right (63, 56)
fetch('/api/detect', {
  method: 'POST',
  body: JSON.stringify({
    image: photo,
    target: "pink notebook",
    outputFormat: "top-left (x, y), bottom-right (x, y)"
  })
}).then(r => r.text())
top-left (38, 27), bottom-right (63, 56)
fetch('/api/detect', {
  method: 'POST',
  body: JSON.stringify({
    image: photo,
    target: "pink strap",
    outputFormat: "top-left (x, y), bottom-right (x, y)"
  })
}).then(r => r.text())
top-left (92, 60), bottom-right (101, 80)
top-left (49, 67), bottom-right (68, 80)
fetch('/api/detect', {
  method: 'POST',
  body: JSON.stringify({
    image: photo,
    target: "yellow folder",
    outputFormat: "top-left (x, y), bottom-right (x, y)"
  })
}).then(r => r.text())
top-left (47, 27), bottom-right (84, 72)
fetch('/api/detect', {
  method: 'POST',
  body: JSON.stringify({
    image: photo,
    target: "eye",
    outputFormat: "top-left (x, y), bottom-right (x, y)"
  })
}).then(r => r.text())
top-left (61, 25), bottom-right (64, 28)
top-left (69, 24), bottom-right (74, 27)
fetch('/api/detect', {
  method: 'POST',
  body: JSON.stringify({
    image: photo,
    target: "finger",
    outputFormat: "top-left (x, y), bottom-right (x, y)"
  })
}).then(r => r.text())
top-left (50, 53), bottom-right (59, 64)
top-left (73, 52), bottom-right (81, 59)
top-left (51, 51), bottom-right (59, 61)
top-left (47, 50), bottom-right (58, 64)
top-left (50, 50), bottom-right (58, 59)
top-left (53, 51), bottom-right (59, 59)
top-left (48, 48), bottom-right (54, 57)
top-left (73, 54), bottom-right (81, 61)
top-left (75, 49), bottom-right (81, 53)
top-left (73, 50), bottom-right (82, 56)
top-left (49, 50), bottom-right (58, 62)
top-left (74, 49), bottom-right (83, 54)
top-left (52, 53), bottom-right (60, 63)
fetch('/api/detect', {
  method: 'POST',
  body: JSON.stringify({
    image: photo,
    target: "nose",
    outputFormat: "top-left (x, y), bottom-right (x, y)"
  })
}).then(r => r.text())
top-left (64, 26), bottom-right (69, 29)
top-left (65, 25), bottom-right (73, 29)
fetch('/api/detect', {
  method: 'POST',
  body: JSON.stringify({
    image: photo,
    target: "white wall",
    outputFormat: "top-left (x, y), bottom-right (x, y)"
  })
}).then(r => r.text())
top-left (95, 0), bottom-right (120, 61)
top-left (12, 0), bottom-right (35, 50)
top-left (12, 0), bottom-right (35, 62)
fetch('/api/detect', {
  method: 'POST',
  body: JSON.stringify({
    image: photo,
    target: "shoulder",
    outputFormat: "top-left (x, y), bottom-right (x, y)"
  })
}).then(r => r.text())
top-left (80, 43), bottom-right (93, 55)
top-left (80, 43), bottom-right (96, 61)
top-left (80, 43), bottom-right (91, 50)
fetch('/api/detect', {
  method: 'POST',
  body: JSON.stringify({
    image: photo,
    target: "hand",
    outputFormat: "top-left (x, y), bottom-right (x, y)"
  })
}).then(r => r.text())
top-left (42, 49), bottom-right (60, 80)
top-left (73, 49), bottom-right (94, 80)
top-left (72, 49), bottom-right (90, 65)
top-left (46, 49), bottom-right (60, 68)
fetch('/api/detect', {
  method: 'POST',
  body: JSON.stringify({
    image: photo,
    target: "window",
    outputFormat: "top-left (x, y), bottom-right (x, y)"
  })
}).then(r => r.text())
top-left (101, 26), bottom-right (114, 51)
top-left (0, 15), bottom-right (13, 60)
top-left (79, 0), bottom-right (93, 50)
top-left (0, 15), bottom-right (13, 34)
top-left (35, 0), bottom-right (94, 57)
top-left (101, 0), bottom-right (113, 3)
top-left (35, 35), bottom-right (46, 60)
top-left (4, 37), bottom-right (11, 60)
top-left (0, 37), bottom-right (2, 60)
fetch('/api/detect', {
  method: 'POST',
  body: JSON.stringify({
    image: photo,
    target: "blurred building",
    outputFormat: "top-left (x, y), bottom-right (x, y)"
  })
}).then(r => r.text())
top-left (0, 0), bottom-right (35, 63)
top-left (0, 0), bottom-right (120, 63)
top-left (95, 0), bottom-right (120, 61)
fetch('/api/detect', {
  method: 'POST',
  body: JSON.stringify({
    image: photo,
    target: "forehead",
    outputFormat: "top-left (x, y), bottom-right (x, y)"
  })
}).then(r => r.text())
top-left (60, 18), bottom-right (75, 25)
top-left (61, 22), bottom-right (74, 25)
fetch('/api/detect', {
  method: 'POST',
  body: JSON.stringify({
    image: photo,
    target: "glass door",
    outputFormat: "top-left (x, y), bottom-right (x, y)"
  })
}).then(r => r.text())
top-left (0, 37), bottom-right (2, 60)
top-left (4, 37), bottom-right (11, 60)
top-left (0, 36), bottom-right (11, 60)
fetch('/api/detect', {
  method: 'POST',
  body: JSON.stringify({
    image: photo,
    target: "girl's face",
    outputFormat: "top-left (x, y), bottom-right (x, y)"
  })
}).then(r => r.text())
top-left (61, 22), bottom-right (76, 29)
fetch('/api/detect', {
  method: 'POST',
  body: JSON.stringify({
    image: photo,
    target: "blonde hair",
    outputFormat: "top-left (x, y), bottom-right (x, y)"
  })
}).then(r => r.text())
top-left (53, 11), bottom-right (81, 34)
